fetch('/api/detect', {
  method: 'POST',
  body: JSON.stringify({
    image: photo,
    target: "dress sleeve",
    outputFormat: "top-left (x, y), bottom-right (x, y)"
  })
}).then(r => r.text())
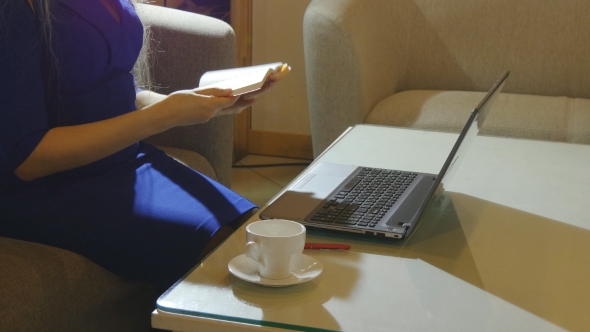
top-left (0, 1), bottom-right (49, 172)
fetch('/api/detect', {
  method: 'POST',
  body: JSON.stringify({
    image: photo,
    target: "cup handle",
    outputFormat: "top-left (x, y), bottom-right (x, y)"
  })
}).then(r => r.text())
top-left (245, 241), bottom-right (264, 267)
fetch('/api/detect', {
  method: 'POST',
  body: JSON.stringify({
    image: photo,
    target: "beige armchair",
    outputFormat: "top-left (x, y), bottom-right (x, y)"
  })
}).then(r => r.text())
top-left (303, 0), bottom-right (590, 156)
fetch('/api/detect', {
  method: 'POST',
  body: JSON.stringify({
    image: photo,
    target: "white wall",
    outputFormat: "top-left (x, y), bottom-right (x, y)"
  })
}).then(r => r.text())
top-left (251, 0), bottom-right (312, 135)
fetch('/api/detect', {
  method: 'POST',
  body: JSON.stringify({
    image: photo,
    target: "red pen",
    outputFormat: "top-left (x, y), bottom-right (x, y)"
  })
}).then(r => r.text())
top-left (304, 243), bottom-right (351, 250)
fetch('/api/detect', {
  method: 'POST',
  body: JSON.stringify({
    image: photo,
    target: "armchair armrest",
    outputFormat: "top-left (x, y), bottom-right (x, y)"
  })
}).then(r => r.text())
top-left (303, 0), bottom-right (412, 156)
top-left (135, 4), bottom-right (236, 187)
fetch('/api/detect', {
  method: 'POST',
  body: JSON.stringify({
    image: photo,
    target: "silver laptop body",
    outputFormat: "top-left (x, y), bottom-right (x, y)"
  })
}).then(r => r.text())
top-left (260, 72), bottom-right (509, 239)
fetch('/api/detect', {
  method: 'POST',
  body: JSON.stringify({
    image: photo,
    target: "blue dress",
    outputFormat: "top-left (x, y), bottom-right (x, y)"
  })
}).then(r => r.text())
top-left (0, 0), bottom-right (256, 287)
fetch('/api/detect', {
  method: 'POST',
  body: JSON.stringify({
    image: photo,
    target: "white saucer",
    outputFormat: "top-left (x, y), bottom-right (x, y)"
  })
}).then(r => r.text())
top-left (228, 254), bottom-right (323, 287)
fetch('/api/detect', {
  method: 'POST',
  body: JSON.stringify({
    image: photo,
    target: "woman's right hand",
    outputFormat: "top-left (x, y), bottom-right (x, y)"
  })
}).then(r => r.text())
top-left (157, 87), bottom-right (240, 129)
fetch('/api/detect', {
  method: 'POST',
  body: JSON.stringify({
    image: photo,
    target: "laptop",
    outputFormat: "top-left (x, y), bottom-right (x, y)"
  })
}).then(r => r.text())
top-left (260, 71), bottom-right (509, 239)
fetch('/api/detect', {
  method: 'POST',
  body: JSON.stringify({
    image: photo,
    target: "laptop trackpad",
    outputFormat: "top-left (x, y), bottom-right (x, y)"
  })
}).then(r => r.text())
top-left (293, 173), bottom-right (344, 195)
top-left (260, 173), bottom-right (346, 221)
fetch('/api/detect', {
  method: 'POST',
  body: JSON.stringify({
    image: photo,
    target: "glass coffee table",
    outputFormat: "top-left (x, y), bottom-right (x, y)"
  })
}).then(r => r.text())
top-left (153, 125), bottom-right (590, 332)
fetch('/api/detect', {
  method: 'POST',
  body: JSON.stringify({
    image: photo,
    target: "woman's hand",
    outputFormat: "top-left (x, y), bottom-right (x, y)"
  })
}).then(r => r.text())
top-left (152, 87), bottom-right (239, 129)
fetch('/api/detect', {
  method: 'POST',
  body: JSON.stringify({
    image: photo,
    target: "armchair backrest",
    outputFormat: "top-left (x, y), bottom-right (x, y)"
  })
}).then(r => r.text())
top-left (135, 4), bottom-right (236, 186)
top-left (305, 0), bottom-right (590, 97)
top-left (304, 0), bottom-right (590, 156)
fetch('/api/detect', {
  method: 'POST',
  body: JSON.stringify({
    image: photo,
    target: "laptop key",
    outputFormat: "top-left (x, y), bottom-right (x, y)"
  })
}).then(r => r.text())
top-left (311, 217), bottom-right (332, 222)
top-left (340, 177), bottom-right (362, 193)
top-left (346, 205), bottom-right (359, 211)
top-left (335, 220), bottom-right (358, 225)
top-left (335, 202), bottom-right (350, 210)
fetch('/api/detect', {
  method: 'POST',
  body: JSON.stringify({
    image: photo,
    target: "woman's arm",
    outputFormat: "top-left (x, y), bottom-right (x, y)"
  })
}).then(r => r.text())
top-left (14, 59), bottom-right (290, 181)
top-left (15, 88), bottom-right (238, 181)
top-left (136, 65), bottom-right (291, 110)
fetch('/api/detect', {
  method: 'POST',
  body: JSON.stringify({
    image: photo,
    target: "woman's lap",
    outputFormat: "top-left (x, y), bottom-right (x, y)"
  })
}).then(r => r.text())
top-left (0, 144), bottom-right (256, 287)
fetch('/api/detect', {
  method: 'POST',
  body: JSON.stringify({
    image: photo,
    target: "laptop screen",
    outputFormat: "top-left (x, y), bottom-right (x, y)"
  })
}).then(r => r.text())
top-left (405, 71), bottom-right (509, 236)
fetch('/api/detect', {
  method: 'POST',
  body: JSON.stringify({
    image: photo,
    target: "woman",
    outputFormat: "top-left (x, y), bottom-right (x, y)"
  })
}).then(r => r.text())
top-left (0, 0), bottom-right (288, 287)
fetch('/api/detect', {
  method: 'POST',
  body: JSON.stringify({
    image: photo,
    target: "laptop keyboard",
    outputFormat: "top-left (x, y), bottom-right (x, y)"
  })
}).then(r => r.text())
top-left (309, 167), bottom-right (417, 228)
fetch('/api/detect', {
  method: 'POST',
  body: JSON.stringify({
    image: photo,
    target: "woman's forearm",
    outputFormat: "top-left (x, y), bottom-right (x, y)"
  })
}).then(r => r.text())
top-left (14, 104), bottom-right (170, 181)
top-left (15, 88), bottom-right (237, 181)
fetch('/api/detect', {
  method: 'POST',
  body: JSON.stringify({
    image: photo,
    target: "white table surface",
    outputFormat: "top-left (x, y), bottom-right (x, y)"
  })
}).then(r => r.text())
top-left (153, 125), bottom-right (590, 332)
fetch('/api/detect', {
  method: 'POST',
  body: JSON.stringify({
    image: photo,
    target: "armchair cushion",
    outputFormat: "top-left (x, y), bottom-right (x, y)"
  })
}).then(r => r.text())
top-left (0, 237), bottom-right (157, 332)
top-left (366, 91), bottom-right (590, 144)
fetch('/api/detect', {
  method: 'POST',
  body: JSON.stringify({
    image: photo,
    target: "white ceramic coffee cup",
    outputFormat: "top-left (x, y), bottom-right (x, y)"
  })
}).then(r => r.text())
top-left (244, 219), bottom-right (306, 280)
